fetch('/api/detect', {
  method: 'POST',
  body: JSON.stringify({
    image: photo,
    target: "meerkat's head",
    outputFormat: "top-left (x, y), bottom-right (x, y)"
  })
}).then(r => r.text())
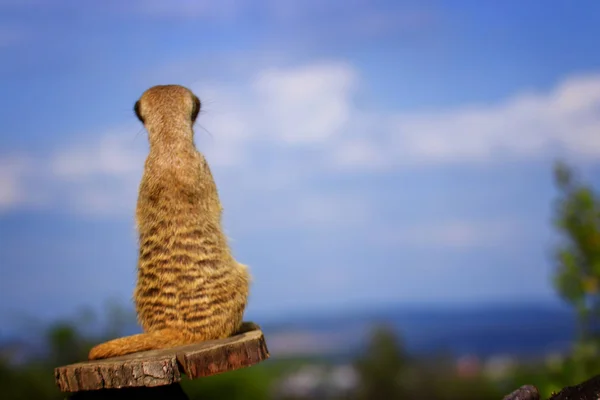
top-left (134, 85), bottom-right (201, 134)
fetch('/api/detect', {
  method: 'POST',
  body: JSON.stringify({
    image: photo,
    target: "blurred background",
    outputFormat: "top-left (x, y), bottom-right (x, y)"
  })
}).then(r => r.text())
top-left (2, 1), bottom-right (600, 399)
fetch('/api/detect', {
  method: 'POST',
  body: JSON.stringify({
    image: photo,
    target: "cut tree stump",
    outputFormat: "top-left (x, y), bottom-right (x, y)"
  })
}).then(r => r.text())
top-left (54, 324), bottom-right (269, 398)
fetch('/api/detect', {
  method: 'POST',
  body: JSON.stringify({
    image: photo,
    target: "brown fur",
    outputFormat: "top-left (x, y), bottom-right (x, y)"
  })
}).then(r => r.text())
top-left (88, 85), bottom-right (251, 360)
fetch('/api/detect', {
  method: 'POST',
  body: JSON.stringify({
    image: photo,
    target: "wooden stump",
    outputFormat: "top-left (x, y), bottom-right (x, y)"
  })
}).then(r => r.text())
top-left (54, 325), bottom-right (269, 398)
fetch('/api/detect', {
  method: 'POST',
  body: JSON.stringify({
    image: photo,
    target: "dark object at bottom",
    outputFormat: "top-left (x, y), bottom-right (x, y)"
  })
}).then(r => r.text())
top-left (68, 383), bottom-right (188, 400)
top-left (546, 373), bottom-right (600, 400)
top-left (503, 374), bottom-right (600, 400)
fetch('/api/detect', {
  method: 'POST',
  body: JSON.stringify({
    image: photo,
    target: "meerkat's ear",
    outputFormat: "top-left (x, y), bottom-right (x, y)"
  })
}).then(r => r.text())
top-left (191, 95), bottom-right (201, 123)
top-left (134, 100), bottom-right (144, 123)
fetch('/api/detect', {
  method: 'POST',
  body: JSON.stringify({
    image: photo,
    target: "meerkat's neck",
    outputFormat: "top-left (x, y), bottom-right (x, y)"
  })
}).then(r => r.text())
top-left (146, 120), bottom-right (195, 151)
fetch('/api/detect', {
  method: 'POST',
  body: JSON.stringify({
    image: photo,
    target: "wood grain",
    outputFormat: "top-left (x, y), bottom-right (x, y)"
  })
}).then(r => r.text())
top-left (55, 326), bottom-right (269, 393)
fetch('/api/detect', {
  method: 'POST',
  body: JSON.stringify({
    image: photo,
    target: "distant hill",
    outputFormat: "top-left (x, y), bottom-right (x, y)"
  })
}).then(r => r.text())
top-left (258, 303), bottom-right (577, 360)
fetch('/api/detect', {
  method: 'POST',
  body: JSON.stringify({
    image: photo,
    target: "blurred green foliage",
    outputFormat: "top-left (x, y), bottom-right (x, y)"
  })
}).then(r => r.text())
top-left (506, 160), bottom-right (600, 399)
top-left (552, 161), bottom-right (600, 341)
top-left (353, 324), bottom-right (409, 399)
top-left (353, 325), bottom-right (502, 400)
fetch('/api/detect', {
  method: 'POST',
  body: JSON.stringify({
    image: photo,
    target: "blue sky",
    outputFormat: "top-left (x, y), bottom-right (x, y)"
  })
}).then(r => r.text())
top-left (2, 0), bottom-right (600, 334)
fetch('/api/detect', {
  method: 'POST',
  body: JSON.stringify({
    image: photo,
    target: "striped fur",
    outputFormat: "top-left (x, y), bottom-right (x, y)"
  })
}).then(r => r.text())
top-left (88, 85), bottom-right (250, 360)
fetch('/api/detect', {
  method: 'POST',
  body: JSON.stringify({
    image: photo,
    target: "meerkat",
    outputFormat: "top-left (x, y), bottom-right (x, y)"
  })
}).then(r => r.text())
top-left (88, 85), bottom-right (255, 360)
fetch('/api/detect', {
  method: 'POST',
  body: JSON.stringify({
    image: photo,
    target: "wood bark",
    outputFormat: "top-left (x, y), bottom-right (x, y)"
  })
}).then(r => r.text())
top-left (54, 327), bottom-right (269, 393)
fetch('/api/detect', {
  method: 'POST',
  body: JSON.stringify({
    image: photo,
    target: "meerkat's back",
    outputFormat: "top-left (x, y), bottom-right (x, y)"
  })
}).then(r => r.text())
top-left (87, 85), bottom-right (251, 360)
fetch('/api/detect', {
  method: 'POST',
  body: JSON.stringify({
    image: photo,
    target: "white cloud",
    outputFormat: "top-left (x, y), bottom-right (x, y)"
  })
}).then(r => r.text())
top-left (385, 73), bottom-right (600, 166)
top-left (50, 128), bottom-right (145, 181)
top-left (0, 126), bottom-right (145, 217)
top-left (253, 63), bottom-right (357, 144)
top-left (188, 61), bottom-right (358, 154)
top-left (331, 137), bottom-right (387, 171)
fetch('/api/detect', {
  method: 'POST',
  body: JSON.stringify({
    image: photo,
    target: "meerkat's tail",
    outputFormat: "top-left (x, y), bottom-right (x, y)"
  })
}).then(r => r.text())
top-left (88, 329), bottom-right (188, 360)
